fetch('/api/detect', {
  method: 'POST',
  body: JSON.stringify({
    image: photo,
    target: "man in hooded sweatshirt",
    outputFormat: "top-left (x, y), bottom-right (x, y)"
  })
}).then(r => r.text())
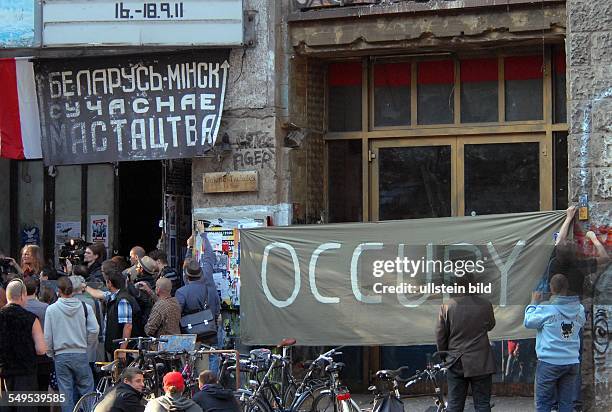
top-left (145, 371), bottom-right (202, 412)
top-left (193, 370), bottom-right (240, 412)
top-left (524, 273), bottom-right (585, 412)
top-left (44, 276), bottom-right (99, 412)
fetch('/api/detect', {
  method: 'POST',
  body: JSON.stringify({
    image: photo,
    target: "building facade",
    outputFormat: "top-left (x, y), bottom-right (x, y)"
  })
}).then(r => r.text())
top-left (0, 0), bottom-right (609, 407)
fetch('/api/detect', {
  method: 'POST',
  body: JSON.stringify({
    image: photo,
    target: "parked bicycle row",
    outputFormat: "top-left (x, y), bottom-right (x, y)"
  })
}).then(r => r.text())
top-left (71, 336), bottom-right (453, 412)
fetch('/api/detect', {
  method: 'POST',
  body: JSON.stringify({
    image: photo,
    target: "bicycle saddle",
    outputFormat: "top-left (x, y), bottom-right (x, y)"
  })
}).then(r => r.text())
top-left (325, 362), bottom-right (345, 373)
top-left (97, 360), bottom-right (118, 372)
top-left (277, 338), bottom-right (297, 347)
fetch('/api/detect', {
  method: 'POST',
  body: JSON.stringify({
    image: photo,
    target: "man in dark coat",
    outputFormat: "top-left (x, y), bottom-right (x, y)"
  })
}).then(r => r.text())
top-left (94, 367), bottom-right (145, 412)
top-left (193, 370), bottom-right (240, 412)
top-left (435, 272), bottom-right (496, 412)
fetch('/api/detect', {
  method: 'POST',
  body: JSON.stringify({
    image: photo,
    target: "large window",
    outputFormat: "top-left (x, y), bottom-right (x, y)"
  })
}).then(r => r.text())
top-left (328, 62), bottom-right (362, 132)
top-left (461, 58), bottom-right (498, 123)
top-left (327, 139), bottom-right (362, 223)
top-left (324, 48), bottom-right (566, 222)
top-left (504, 55), bottom-right (544, 121)
top-left (417, 60), bottom-right (454, 125)
top-left (373, 62), bottom-right (411, 127)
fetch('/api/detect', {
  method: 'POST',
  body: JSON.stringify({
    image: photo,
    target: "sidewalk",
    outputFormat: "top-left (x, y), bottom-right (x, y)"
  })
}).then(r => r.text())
top-left (351, 393), bottom-right (535, 411)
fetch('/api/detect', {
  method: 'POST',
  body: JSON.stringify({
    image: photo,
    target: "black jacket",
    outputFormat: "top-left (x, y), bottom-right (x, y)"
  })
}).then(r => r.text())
top-left (87, 261), bottom-right (104, 283)
top-left (94, 383), bottom-right (144, 412)
top-left (435, 295), bottom-right (496, 378)
top-left (193, 384), bottom-right (240, 412)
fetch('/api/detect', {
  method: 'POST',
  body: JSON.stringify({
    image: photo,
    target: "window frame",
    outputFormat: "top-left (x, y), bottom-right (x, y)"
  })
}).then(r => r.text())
top-left (323, 46), bottom-right (567, 223)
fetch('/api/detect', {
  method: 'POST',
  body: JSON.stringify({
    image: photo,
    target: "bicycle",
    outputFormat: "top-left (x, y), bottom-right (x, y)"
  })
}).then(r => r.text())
top-left (73, 360), bottom-right (119, 412)
top-left (368, 352), bottom-right (452, 412)
top-left (309, 358), bottom-right (360, 412)
top-left (236, 341), bottom-right (332, 412)
top-left (113, 336), bottom-right (169, 399)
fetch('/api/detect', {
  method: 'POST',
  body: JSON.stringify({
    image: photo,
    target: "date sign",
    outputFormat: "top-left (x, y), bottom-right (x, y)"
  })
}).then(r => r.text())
top-left (115, 2), bottom-right (184, 19)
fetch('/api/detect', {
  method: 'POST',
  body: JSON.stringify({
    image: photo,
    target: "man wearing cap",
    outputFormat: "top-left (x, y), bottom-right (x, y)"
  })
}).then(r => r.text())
top-left (176, 259), bottom-right (220, 373)
top-left (135, 256), bottom-right (157, 290)
top-left (145, 371), bottom-right (202, 412)
top-left (184, 222), bottom-right (223, 371)
top-left (176, 260), bottom-right (220, 339)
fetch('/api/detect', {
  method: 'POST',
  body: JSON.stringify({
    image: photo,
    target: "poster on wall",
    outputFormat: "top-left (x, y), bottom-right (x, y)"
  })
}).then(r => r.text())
top-left (21, 226), bottom-right (40, 246)
top-left (89, 215), bottom-right (109, 247)
top-left (0, 0), bottom-right (36, 48)
top-left (192, 218), bottom-right (266, 309)
top-left (35, 50), bottom-right (230, 165)
top-left (55, 221), bottom-right (81, 245)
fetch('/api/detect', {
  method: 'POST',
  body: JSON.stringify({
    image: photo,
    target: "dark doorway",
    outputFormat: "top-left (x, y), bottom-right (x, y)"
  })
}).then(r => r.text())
top-left (118, 161), bottom-right (163, 257)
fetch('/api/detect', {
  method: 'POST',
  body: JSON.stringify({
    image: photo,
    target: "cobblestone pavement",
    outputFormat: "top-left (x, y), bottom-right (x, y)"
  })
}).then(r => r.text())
top-left (351, 393), bottom-right (535, 411)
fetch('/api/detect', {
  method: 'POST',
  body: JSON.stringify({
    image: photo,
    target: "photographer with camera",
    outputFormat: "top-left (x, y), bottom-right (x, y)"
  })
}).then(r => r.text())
top-left (63, 242), bottom-right (106, 282)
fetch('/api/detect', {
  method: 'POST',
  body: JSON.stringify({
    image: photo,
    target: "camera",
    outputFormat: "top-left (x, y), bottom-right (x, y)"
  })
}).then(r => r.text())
top-left (58, 238), bottom-right (90, 266)
top-left (0, 258), bottom-right (12, 275)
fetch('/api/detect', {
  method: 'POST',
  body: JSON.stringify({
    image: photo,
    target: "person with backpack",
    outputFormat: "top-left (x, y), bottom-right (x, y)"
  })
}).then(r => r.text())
top-left (44, 276), bottom-right (99, 412)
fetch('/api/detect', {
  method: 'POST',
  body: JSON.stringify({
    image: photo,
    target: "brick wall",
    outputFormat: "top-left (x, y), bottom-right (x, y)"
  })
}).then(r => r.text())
top-left (567, 0), bottom-right (612, 409)
top-left (289, 58), bottom-right (326, 224)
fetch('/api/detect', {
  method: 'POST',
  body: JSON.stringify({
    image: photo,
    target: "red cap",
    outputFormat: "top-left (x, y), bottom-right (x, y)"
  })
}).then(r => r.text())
top-left (163, 372), bottom-right (185, 391)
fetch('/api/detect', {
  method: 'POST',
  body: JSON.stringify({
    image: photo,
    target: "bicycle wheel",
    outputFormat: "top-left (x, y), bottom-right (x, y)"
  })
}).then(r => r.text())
top-left (281, 382), bottom-right (298, 408)
top-left (311, 392), bottom-right (336, 412)
top-left (73, 392), bottom-right (101, 412)
top-left (235, 391), bottom-right (271, 412)
top-left (290, 388), bottom-right (320, 412)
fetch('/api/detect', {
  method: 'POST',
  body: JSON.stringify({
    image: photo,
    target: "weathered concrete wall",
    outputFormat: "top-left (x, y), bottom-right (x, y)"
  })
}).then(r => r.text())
top-left (192, 0), bottom-right (292, 224)
top-left (567, 0), bottom-right (612, 410)
top-left (289, 2), bottom-right (566, 56)
top-left (17, 161), bottom-right (44, 254)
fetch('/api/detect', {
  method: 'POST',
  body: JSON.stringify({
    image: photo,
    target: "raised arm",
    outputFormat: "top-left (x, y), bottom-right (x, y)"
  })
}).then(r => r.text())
top-left (555, 206), bottom-right (576, 246)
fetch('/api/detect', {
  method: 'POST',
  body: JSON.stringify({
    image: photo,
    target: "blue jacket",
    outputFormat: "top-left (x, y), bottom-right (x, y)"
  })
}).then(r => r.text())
top-left (524, 295), bottom-right (585, 365)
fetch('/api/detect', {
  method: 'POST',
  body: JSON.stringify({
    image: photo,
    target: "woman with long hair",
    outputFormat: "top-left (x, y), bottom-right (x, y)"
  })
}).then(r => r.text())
top-left (20, 244), bottom-right (43, 279)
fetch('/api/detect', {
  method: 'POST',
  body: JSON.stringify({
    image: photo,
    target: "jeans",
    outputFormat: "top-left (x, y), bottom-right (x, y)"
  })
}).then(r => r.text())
top-left (446, 364), bottom-right (492, 412)
top-left (535, 360), bottom-right (578, 412)
top-left (54, 353), bottom-right (94, 412)
top-left (206, 323), bottom-right (226, 375)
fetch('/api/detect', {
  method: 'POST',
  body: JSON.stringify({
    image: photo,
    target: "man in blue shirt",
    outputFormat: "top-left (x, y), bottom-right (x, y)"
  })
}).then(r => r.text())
top-left (524, 274), bottom-right (585, 412)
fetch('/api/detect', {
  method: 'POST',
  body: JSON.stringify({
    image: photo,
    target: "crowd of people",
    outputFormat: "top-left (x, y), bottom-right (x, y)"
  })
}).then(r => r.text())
top-left (0, 223), bottom-right (227, 412)
top-left (0, 209), bottom-right (609, 412)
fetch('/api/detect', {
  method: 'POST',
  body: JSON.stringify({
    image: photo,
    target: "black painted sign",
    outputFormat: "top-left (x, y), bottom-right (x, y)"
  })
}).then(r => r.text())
top-left (35, 51), bottom-right (230, 165)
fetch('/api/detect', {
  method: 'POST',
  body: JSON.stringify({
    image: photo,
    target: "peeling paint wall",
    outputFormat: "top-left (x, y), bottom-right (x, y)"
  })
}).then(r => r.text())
top-left (567, 0), bottom-right (612, 409)
top-left (191, 0), bottom-right (292, 223)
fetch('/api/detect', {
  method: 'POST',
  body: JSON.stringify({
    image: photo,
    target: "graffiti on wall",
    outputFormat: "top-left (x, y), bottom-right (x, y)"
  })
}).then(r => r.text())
top-left (593, 306), bottom-right (610, 384)
top-left (232, 130), bottom-right (275, 169)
